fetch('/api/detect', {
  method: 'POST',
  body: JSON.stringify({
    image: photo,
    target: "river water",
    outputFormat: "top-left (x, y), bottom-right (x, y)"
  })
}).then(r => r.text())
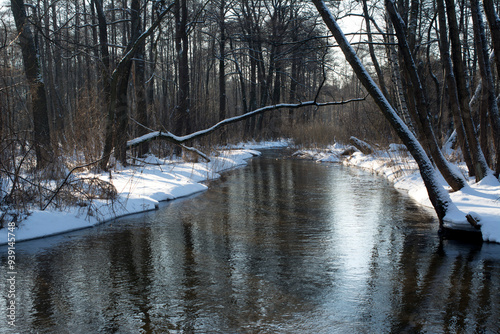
top-left (1, 150), bottom-right (500, 333)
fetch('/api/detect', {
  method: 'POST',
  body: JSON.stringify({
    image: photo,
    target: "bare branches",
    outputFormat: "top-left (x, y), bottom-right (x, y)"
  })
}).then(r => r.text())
top-left (42, 156), bottom-right (112, 211)
top-left (127, 97), bottom-right (367, 149)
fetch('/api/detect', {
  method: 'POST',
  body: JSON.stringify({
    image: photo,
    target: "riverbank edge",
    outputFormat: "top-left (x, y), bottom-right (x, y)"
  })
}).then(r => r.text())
top-left (292, 144), bottom-right (500, 243)
top-left (0, 141), bottom-right (290, 246)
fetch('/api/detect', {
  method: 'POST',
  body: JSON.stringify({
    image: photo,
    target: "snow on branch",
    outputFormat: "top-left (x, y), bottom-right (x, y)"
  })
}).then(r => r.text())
top-left (126, 97), bottom-right (366, 149)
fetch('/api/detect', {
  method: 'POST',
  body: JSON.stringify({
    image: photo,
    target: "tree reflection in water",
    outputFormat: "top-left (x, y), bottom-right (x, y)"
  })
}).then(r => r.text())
top-left (1, 151), bottom-right (499, 333)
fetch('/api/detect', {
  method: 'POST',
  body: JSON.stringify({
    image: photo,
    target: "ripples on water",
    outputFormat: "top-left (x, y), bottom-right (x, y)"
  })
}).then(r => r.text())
top-left (1, 150), bottom-right (499, 333)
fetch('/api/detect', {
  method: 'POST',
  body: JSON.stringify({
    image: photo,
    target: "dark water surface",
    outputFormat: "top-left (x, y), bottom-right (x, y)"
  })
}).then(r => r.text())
top-left (1, 150), bottom-right (500, 333)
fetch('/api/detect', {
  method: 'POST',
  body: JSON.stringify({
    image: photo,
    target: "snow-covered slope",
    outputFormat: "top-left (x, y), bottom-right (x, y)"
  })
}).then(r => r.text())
top-left (0, 140), bottom-right (289, 244)
top-left (295, 145), bottom-right (500, 243)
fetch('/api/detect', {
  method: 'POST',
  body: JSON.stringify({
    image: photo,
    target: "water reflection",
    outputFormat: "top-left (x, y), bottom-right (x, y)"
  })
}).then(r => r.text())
top-left (1, 151), bottom-right (499, 333)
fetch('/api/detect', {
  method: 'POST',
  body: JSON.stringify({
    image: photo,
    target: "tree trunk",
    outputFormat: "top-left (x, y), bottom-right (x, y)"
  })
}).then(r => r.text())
top-left (312, 0), bottom-right (454, 223)
top-left (362, 0), bottom-right (389, 99)
top-left (471, 0), bottom-right (500, 175)
top-left (219, 0), bottom-right (227, 142)
top-left (386, 18), bottom-right (414, 133)
top-left (445, 0), bottom-right (491, 180)
top-left (436, 0), bottom-right (475, 177)
top-left (175, 0), bottom-right (191, 137)
top-left (133, 0), bottom-right (149, 157)
top-left (11, 0), bottom-right (53, 169)
top-left (386, 0), bottom-right (468, 191)
top-left (94, 0), bottom-right (114, 168)
top-left (482, 0), bottom-right (500, 83)
top-left (100, 2), bottom-right (175, 169)
top-left (113, 0), bottom-right (144, 165)
top-left (113, 65), bottom-right (132, 164)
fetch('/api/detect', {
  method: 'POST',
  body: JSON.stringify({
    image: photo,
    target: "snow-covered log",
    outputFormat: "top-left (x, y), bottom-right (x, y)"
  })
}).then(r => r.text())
top-left (340, 146), bottom-right (358, 156)
top-left (126, 98), bottom-right (365, 149)
top-left (349, 137), bottom-right (373, 155)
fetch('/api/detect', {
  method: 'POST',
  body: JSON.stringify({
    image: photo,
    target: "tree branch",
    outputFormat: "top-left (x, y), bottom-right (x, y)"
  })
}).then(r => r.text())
top-left (126, 97), bottom-right (367, 149)
top-left (42, 156), bottom-right (110, 211)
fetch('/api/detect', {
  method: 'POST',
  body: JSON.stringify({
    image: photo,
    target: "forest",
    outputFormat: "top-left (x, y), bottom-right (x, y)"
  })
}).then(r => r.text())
top-left (1, 0), bottom-right (500, 227)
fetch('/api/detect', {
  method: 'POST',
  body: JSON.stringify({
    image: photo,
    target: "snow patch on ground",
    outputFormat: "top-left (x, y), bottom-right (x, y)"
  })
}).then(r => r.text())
top-left (296, 144), bottom-right (500, 243)
top-left (0, 140), bottom-right (289, 244)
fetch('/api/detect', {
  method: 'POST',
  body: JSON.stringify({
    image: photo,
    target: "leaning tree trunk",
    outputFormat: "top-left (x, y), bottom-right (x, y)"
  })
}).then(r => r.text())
top-left (100, 2), bottom-right (175, 169)
top-left (445, 0), bottom-right (490, 181)
top-left (385, 0), bottom-right (467, 191)
top-left (471, 0), bottom-right (500, 175)
top-left (11, 0), bottom-right (53, 169)
top-left (436, 0), bottom-right (475, 177)
top-left (312, 0), bottom-right (455, 223)
top-left (362, 0), bottom-right (389, 99)
top-left (482, 0), bottom-right (500, 85)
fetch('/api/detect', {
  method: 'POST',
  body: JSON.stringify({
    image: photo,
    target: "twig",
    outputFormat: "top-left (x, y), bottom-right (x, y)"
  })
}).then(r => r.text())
top-left (0, 169), bottom-right (55, 194)
top-left (42, 156), bottom-right (109, 211)
top-left (6, 146), bottom-right (33, 203)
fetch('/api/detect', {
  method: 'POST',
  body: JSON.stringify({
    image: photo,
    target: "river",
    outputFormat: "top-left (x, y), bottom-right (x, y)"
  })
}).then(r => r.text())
top-left (1, 150), bottom-right (499, 333)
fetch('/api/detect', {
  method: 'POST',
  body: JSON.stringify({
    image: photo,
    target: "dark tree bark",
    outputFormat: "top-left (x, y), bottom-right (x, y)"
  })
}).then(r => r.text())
top-left (93, 0), bottom-right (114, 167)
top-left (229, 37), bottom-right (248, 117)
top-left (11, 0), bottom-right (53, 169)
top-left (113, 0), bottom-right (144, 164)
top-left (407, 0), bottom-right (419, 54)
top-left (482, 0), bottom-right (500, 82)
top-left (445, 0), bottom-right (490, 180)
top-left (436, 0), bottom-right (475, 176)
top-left (471, 0), bottom-right (500, 175)
top-left (386, 0), bottom-right (468, 191)
top-left (113, 65), bottom-right (133, 164)
top-left (174, 0), bottom-right (191, 136)
top-left (100, 2), bottom-right (175, 169)
top-left (362, 0), bottom-right (389, 99)
top-left (288, 8), bottom-right (300, 126)
top-left (133, 0), bottom-right (149, 157)
top-left (219, 0), bottom-right (227, 142)
top-left (92, 0), bottom-right (111, 99)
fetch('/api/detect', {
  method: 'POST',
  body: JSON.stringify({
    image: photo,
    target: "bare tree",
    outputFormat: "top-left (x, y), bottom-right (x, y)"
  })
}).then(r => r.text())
top-left (483, 0), bottom-right (500, 81)
top-left (311, 0), bottom-right (458, 223)
top-left (445, 0), bottom-right (491, 180)
top-left (436, 0), bottom-right (475, 176)
top-left (174, 0), bottom-right (191, 137)
top-left (10, 0), bottom-right (53, 169)
top-left (100, 1), bottom-right (175, 169)
top-left (470, 0), bottom-right (500, 175)
top-left (385, 0), bottom-right (467, 191)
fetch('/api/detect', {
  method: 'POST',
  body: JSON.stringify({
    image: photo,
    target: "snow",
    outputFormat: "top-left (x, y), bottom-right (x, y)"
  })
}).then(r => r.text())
top-left (296, 144), bottom-right (500, 243)
top-left (2, 138), bottom-right (498, 245)
top-left (0, 140), bottom-right (288, 245)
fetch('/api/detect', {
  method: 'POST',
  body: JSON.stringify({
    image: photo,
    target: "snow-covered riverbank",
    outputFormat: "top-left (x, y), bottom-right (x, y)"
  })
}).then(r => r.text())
top-left (294, 144), bottom-right (500, 243)
top-left (3, 140), bottom-right (499, 245)
top-left (0, 141), bottom-right (289, 245)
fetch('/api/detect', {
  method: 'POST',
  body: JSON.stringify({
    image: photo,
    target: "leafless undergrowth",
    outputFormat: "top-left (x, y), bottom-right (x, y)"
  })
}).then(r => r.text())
top-left (0, 134), bottom-right (117, 228)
